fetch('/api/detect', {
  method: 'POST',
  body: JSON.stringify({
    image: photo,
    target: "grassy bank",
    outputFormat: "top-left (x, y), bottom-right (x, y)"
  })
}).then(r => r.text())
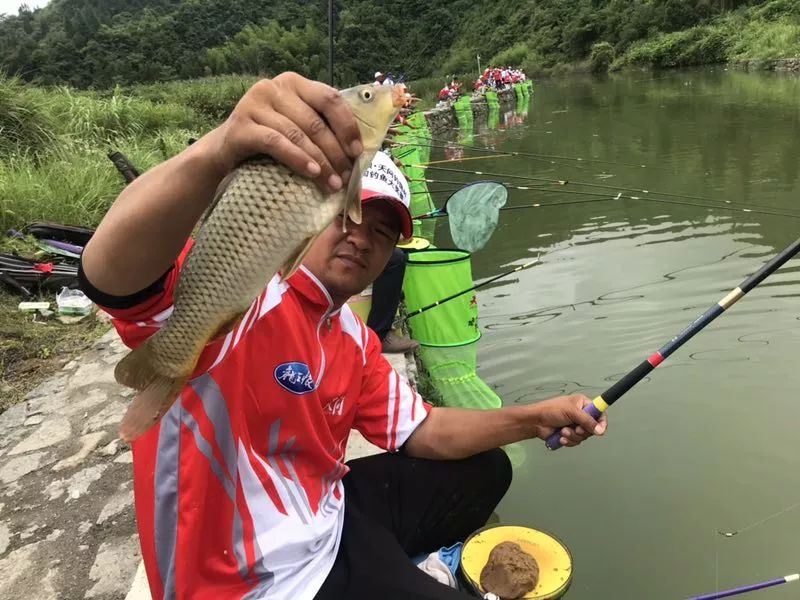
top-left (0, 73), bottom-right (230, 410)
top-left (615, 3), bottom-right (800, 71)
top-left (0, 71), bottom-right (446, 234)
top-left (0, 74), bottom-right (237, 233)
top-left (436, 0), bottom-right (800, 78)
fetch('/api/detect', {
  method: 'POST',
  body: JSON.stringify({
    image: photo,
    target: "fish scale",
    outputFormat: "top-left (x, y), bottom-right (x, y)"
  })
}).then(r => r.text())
top-left (155, 160), bottom-right (339, 377)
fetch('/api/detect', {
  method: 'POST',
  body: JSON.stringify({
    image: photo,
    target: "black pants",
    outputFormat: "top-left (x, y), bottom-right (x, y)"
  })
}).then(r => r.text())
top-left (367, 248), bottom-right (407, 340)
top-left (315, 449), bottom-right (513, 600)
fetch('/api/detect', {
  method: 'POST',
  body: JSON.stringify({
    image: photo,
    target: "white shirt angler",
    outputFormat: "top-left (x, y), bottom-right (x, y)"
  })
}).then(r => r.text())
top-left (383, 77), bottom-right (394, 86)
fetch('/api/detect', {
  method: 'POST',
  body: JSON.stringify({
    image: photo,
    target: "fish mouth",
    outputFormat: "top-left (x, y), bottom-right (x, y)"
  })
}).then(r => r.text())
top-left (335, 253), bottom-right (367, 269)
top-left (392, 84), bottom-right (410, 108)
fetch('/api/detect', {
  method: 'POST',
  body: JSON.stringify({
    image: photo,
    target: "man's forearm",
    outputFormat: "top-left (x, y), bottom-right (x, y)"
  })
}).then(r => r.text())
top-left (404, 405), bottom-right (538, 461)
top-left (404, 394), bottom-right (606, 460)
top-left (82, 128), bottom-right (227, 296)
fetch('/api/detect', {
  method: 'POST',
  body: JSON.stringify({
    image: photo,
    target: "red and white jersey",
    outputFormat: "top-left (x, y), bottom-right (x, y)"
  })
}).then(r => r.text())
top-left (105, 244), bottom-right (431, 600)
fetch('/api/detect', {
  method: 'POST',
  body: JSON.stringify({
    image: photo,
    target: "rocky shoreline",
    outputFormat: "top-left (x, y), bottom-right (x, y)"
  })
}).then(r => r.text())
top-left (733, 57), bottom-right (800, 72)
top-left (423, 88), bottom-right (518, 137)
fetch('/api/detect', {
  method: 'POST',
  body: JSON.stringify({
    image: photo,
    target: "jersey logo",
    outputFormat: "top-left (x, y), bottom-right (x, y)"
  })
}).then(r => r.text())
top-left (323, 395), bottom-right (345, 416)
top-left (274, 362), bottom-right (316, 395)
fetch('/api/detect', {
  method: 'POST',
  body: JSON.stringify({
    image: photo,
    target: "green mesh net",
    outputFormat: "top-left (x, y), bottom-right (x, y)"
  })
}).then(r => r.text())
top-left (487, 104), bottom-right (500, 130)
top-left (404, 249), bottom-right (502, 409)
top-left (392, 116), bottom-right (505, 411)
top-left (445, 181), bottom-right (508, 252)
top-left (418, 344), bottom-right (502, 409)
top-left (516, 94), bottom-right (528, 115)
top-left (455, 102), bottom-right (474, 145)
top-left (404, 250), bottom-right (479, 347)
top-left (392, 117), bottom-right (436, 240)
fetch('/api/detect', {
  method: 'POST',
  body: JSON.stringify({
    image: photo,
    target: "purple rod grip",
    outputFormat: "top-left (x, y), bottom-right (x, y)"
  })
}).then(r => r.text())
top-left (42, 239), bottom-right (84, 254)
top-left (545, 402), bottom-right (603, 451)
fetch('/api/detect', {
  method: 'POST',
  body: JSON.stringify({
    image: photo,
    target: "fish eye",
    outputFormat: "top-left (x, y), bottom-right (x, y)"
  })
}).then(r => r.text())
top-left (360, 89), bottom-right (374, 102)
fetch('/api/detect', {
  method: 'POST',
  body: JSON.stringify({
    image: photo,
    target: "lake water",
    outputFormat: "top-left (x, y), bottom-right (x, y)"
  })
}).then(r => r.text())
top-left (426, 69), bottom-right (800, 599)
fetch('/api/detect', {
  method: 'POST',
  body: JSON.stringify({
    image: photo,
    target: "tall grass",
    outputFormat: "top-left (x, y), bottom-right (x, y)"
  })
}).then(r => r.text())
top-left (130, 74), bottom-right (258, 121)
top-left (0, 73), bottom-right (55, 160)
top-left (727, 19), bottom-right (800, 61)
top-left (0, 72), bottom-right (210, 233)
top-left (46, 87), bottom-right (199, 144)
top-left (0, 130), bottom-right (204, 232)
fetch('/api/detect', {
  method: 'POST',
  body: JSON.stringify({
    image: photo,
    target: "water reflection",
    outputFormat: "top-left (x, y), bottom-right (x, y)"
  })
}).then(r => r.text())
top-left (425, 68), bottom-right (800, 600)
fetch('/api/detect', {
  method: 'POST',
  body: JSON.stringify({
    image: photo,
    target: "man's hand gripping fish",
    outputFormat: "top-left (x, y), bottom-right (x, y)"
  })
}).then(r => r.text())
top-left (114, 83), bottom-right (409, 442)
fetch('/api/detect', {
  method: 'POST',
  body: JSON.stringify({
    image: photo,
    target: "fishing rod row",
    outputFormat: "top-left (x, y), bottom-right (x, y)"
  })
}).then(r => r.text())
top-left (391, 135), bottom-right (800, 221)
top-left (408, 176), bottom-right (800, 222)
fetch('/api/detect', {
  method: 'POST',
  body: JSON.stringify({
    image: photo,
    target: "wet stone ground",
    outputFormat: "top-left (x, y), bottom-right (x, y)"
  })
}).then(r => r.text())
top-left (0, 330), bottom-right (139, 600)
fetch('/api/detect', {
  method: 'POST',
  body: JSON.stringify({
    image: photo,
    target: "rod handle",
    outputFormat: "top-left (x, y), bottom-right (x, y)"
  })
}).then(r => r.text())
top-left (545, 401), bottom-right (604, 451)
top-left (107, 151), bottom-right (140, 184)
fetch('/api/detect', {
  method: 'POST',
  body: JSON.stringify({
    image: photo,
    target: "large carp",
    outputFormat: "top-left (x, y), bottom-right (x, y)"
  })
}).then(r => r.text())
top-left (115, 83), bottom-right (407, 442)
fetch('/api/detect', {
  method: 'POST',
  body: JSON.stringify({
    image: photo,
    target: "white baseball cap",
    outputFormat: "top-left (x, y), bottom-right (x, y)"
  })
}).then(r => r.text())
top-left (360, 151), bottom-right (412, 238)
top-left (374, 71), bottom-right (383, 78)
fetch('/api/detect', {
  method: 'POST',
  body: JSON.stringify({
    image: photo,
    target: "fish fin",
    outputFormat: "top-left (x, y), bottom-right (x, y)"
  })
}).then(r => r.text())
top-left (115, 340), bottom-right (159, 391)
top-left (344, 155), bottom-right (365, 228)
top-left (279, 233), bottom-right (320, 281)
top-left (118, 374), bottom-right (189, 443)
top-left (115, 340), bottom-right (190, 442)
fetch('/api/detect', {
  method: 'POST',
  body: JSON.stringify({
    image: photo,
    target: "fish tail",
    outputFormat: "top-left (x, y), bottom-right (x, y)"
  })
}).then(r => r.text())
top-left (115, 341), bottom-right (190, 442)
top-left (118, 375), bottom-right (189, 443)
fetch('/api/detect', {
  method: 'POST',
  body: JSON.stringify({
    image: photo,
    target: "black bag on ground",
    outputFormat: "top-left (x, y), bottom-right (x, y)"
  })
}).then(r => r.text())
top-left (23, 222), bottom-right (95, 247)
top-left (0, 253), bottom-right (79, 297)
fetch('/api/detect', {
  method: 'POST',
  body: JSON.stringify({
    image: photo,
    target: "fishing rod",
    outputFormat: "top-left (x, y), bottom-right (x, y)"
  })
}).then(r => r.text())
top-left (718, 499), bottom-right (800, 538)
top-left (418, 163), bottom-right (772, 210)
top-left (686, 573), bottom-right (799, 600)
top-left (423, 154), bottom-right (513, 166)
top-left (413, 193), bottom-right (623, 218)
top-left (392, 137), bottom-right (586, 170)
top-left (404, 258), bottom-right (540, 321)
top-left (392, 137), bottom-right (652, 170)
top-left (108, 151), bottom-right (140, 184)
top-left (408, 177), bottom-right (800, 222)
top-left (545, 235), bottom-right (800, 450)
top-left (500, 192), bottom-right (800, 221)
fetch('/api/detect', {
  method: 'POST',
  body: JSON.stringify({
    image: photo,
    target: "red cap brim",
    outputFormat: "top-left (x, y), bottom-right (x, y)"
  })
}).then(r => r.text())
top-left (361, 192), bottom-right (413, 239)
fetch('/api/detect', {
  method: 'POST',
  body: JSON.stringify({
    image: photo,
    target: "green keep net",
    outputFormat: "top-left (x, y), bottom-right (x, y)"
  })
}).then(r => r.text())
top-left (403, 250), bottom-right (501, 410)
top-left (418, 344), bottom-right (502, 410)
top-left (393, 146), bottom-right (436, 240)
top-left (454, 99), bottom-right (474, 145)
top-left (487, 104), bottom-right (500, 130)
top-left (404, 250), bottom-right (479, 348)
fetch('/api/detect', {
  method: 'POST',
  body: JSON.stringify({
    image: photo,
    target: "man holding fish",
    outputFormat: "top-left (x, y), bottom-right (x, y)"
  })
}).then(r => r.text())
top-left (79, 73), bottom-right (608, 600)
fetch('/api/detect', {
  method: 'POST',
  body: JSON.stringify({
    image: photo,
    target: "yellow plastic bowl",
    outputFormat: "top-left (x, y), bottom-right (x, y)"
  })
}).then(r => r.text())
top-left (397, 236), bottom-right (431, 251)
top-left (460, 525), bottom-right (573, 599)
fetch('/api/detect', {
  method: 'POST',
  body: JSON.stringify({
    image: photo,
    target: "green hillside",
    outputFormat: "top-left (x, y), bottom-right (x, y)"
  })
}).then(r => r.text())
top-left (2, 0), bottom-right (800, 88)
